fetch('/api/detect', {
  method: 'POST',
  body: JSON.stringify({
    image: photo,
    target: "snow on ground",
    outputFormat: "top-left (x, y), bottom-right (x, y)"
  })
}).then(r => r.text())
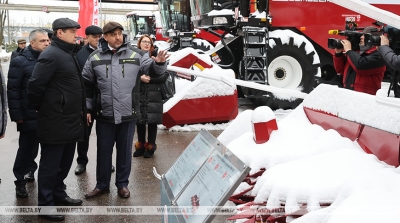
top-left (0, 50), bottom-right (11, 63)
top-left (217, 85), bottom-right (400, 222)
top-left (222, 107), bottom-right (361, 173)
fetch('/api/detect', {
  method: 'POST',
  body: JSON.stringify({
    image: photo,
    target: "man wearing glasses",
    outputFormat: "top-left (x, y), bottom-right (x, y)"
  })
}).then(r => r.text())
top-left (74, 25), bottom-right (116, 175)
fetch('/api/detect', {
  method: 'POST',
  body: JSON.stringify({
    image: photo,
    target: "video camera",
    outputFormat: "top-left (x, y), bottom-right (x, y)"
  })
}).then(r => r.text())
top-left (364, 25), bottom-right (400, 51)
top-left (327, 21), bottom-right (366, 51)
top-left (327, 30), bottom-right (367, 50)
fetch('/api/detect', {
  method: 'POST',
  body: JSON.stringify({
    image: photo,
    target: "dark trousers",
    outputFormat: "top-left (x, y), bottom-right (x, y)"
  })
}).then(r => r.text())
top-left (13, 130), bottom-right (39, 186)
top-left (96, 120), bottom-right (135, 190)
top-left (38, 142), bottom-right (75, 206)
top-left (76, 121), bottom-right (94, 165)
top-left (137, 124), bottom-right (158, 144)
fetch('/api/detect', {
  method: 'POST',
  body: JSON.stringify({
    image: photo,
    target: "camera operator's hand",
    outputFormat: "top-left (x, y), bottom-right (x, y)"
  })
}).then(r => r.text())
top-left (380, 34), bottom-right (389, 46)
top-left (341, 40), bottom-right (352, 52)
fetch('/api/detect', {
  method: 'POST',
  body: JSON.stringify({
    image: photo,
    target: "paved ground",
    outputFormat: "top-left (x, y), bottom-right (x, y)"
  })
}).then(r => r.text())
top-left (0, 125), bottom-right (225, 223)
top-left (0, 61), bottom-right (253, 223)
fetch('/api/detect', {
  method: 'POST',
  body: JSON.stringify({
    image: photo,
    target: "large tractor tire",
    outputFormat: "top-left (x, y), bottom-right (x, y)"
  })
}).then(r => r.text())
top-left (245, 30), bottom-right (320, 110)
top-left (192, 39), bottom-right (214, 53)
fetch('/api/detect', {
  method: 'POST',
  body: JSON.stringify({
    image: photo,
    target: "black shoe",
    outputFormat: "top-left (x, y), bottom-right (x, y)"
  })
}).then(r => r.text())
top-left (144, 143), bottom-right (157, 158)
top-left (16, 185), bottom-right (28, 198)
top-left (54, 196), bottom-right (83, 206)
top-left (133, 141), bottom-right (145, 157)
top-left (39, 214), bottom-right (65, 221)
top-left (111, 165), bottom-right (115, 173)
top-left (74, 164), bottom-right (86, 175)
top-left (24, 171), bottom-right (35, 182)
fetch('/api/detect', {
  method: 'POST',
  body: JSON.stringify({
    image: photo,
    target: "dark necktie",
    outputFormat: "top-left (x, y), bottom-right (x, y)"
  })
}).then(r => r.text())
top-left (112, 49), bottom-right (117, 54)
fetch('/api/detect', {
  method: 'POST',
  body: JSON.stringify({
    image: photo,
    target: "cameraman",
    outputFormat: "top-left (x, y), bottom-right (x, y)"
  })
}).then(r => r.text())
top-left (378, 34), bottom-right (400, 69)
top-left (333, 26), bottom-right (386, 95)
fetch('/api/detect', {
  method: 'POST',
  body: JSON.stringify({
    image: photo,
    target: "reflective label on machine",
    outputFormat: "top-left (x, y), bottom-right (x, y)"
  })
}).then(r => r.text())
top-left (211, 53), bottom-right (221, 63)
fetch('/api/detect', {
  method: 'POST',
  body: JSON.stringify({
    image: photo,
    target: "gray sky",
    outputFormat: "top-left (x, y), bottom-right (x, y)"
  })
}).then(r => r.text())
top-left (7, 0), bottom-right (158, 25)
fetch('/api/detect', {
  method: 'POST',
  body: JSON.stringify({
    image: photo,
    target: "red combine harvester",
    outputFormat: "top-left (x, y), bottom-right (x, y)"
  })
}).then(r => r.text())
top-left (156, 0), bottom-right (400, 109)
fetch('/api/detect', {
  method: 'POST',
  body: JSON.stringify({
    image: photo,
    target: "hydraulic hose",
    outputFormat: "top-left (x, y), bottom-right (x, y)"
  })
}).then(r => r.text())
top-left (218, 26), bottom-right (236, 68)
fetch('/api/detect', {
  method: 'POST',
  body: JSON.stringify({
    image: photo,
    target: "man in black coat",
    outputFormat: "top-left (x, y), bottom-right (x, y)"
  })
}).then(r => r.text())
top-left (74, 25), bottom-right (110, 175)
top-left (0, 69), bottom-right (6, 139)
top-left (27, 18), bottom-right (85, 222)
top-left (7, 29), bottom-right (49, 198)
top-left (11, 39), bottom-right (26, 60)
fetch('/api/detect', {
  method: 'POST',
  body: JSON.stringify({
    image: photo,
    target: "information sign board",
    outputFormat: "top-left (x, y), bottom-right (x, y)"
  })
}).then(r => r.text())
top-left (160, 130), bottom-right (251, 223)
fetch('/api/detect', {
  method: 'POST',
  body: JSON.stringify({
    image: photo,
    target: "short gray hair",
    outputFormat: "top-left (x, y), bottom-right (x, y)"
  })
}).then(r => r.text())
top-left (29, 29), bottom-right (48, 42)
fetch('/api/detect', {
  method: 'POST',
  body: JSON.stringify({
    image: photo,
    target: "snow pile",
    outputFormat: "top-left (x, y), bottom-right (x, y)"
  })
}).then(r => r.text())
top-left (253, 149), bottom-right (388, 212)
top-left (251, 106), bottom-right (275, 123)
top-left (0, 50), bottom-right (11, 62)
top-left (293, 168), bottom-right (400, 223)
top-left (163, 70), bottom-right (235, 113)
top-left (220, 85), bottom-right (400, 222)
top-left (225, 107), bottom-right (354, 173)
top-left (163, 48), bottom-right (236, 113)
top-left (303, 84), bottom-right (400, 134)
top-left (218, 110), bottom-right (253, 146)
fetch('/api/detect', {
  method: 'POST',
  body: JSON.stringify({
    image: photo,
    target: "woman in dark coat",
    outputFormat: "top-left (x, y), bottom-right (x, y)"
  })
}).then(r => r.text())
top-left (133, 34), bottom-right (168, 158)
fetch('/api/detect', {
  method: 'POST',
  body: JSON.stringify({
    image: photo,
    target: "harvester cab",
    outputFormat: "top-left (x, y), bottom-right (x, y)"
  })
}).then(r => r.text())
top-left (158, 0), bottom-right (193, 51)
top-left (126, 11), bottom-right (157, 44)
top-left (157, 0), bottom-right (235, 52)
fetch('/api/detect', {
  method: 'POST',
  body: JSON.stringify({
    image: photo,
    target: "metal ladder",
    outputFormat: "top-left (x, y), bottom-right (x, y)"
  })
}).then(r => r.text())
top-left (241, 26), bottom-right (268, 84)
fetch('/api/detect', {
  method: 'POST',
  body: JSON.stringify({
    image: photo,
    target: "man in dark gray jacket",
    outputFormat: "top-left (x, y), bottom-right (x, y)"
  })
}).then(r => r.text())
top-left (74, 25), bottom-right (104, 175)
top-left (378, 34), bottom-right (400, 97)
top-left (83, 21), bottom-right (168, 199)
top-left (378, 34), bottom-right (400, 68)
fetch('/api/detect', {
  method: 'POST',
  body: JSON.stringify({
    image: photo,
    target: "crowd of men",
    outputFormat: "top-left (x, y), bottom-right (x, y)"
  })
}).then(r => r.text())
top-left (0, 18), bottom-right (400, 222)
top-left (0, 17), bottom-right (168, 221)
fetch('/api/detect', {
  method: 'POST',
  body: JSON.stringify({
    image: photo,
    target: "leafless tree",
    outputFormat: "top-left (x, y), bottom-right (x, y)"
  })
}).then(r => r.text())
top-left (6, 19), bottom-right (20, 42)
top-left (0, 0), bottom-right (9, 46)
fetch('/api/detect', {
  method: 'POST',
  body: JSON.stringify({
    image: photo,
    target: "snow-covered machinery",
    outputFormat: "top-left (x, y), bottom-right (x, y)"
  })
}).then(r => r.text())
top-left (222, 83), bottom-right (400, 222)
top-left (162, 48), bottom-right (239, 128)
top-left (126, 10), bottom-right (169, 46)
top-left (156, 0), bottom-right (400, 109)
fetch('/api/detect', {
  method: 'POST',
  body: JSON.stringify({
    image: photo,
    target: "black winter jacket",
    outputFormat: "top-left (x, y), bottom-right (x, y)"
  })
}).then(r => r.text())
top-left (138, 73), bottom-right (168, 124)
top-left (76, 43), bottom-right (95, 72)
top-left (11, 47), bottom-right (24, 61)
top-left (7, 45), bottom-right (40, 131)
top-left (138, 49), bottom-right (168, 124)
top-left (27, 36), bottom-right (86, 144)
top-left (0, 69), bottom-right (7, 137)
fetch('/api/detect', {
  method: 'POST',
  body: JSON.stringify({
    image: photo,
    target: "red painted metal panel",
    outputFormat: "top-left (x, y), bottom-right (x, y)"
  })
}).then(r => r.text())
top-left (269, 1), bottom-right (400, 54)
top-left (195, 29), bottom-right (224, 46)
top-left (162, 91), bottom-right (238, 128)
top-left (303, 107), bottom-right (361, 141)
top-left (252, 119), bottom-right (278, 144)
top-left (304, 107), bottom-right (400, 167)
top-left (357, 126), bottom-right (400, 167)
top-left (170, 53), bottom-right (200, 69)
